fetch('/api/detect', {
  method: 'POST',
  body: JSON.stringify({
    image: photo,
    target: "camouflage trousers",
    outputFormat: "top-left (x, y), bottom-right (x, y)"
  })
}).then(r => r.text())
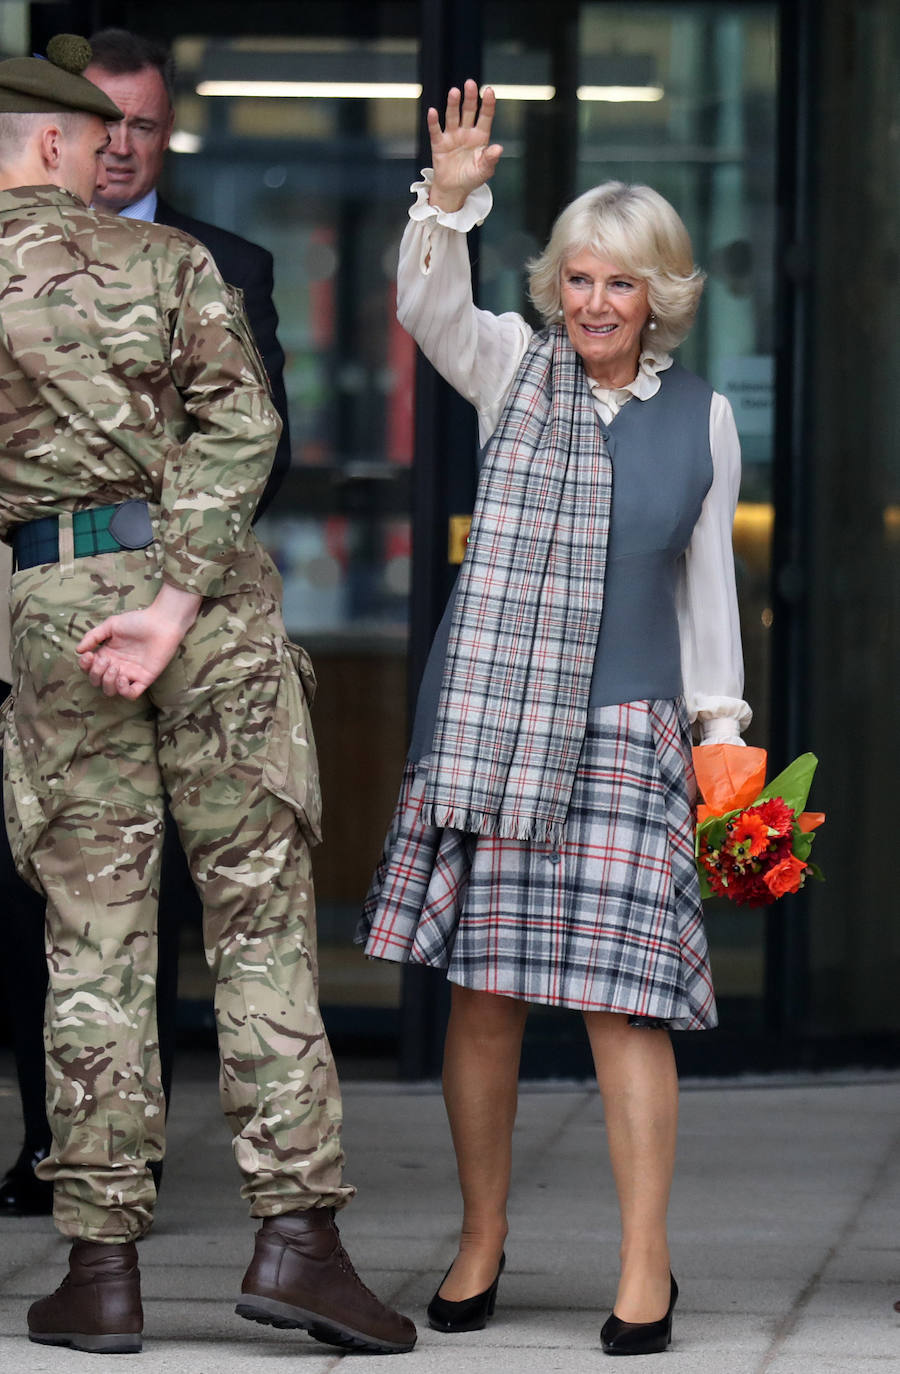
top-left (1, 526), bottom-right (354, 1241)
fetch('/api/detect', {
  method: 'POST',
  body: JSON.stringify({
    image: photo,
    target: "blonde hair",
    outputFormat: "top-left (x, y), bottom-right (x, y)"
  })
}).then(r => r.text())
top-left (527, 182), bottom-right (705, 353)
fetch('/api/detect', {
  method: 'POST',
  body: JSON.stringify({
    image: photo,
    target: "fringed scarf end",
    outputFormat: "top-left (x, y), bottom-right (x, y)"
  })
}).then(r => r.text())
top-left (496, 814), bottom-right (563, 844)
top-left (422, 801), bottom-right (564, 845)
top-left (421, 803), bottom-right (497, 836)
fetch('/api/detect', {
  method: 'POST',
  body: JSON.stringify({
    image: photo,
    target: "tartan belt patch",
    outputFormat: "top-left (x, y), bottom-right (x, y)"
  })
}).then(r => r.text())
top-left (11, 501), bottom-right (155, 571)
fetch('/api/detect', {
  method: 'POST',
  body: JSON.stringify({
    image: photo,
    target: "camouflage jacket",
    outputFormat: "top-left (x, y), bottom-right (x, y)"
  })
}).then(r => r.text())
top-left (0, 186), bottom-right (281, 598)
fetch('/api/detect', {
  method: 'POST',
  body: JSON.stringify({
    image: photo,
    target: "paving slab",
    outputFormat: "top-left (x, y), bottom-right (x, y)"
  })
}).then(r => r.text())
top-left (0, 1054), bottom-right (898, 1372)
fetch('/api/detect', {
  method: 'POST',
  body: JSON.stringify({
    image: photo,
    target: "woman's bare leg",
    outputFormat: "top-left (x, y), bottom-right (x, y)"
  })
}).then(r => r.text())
top-left (437, 982), bottom-right (529, 1300)
top-left (583, 1011), bottom-right (678, 1323)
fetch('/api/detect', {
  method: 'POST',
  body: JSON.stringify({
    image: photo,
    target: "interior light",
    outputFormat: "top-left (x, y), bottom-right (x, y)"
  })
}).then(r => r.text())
top-left (169, 130), bottom-right (203, 153)
top-left (196, 80), bottom-right (422, 99)
top-left (481, 84), bottom-right (556, 102)
top-left (577, 85), bottom-right (665, 102)
top-left (734, 503), bottom-right (775, 534)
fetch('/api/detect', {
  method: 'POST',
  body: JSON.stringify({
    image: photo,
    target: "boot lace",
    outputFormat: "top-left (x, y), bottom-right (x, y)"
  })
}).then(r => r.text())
top-left (332, 1232), bottom-right (382, 1306)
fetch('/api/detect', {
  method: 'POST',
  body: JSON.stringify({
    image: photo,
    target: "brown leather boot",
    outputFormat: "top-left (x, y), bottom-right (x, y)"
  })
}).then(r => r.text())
top-left (237, 1209), bottom-right (416, 1354)
top-left (27, 1238), bottom-right (143, 1354)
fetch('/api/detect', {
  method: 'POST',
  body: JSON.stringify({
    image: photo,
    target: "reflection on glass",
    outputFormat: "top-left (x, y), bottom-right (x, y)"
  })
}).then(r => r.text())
top-left (165, 31), bottom-right (419, 1029)
top-left (168, 31), bottom-right (418, 639)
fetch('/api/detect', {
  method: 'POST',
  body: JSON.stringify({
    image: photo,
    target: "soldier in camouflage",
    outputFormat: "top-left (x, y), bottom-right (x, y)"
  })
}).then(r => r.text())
top-left (0, 36), bottom-right (415, 1358)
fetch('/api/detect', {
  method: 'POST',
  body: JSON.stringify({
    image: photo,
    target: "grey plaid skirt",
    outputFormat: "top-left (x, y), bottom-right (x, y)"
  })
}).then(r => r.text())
top-left (359, 698), bottom-right (717, 1031)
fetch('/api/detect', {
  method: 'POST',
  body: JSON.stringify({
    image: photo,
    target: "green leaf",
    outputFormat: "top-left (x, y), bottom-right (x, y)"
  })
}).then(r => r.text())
top-left (696, 815), bottom-right (732, 852)
top-left (696, 865), bottom-right (713, 899)
top-left (792, 826), bottom-right (816, 861)
top-left (755, 753), bottom-right (819, 813)
top-left (806, 862), bottom-right (825, 883)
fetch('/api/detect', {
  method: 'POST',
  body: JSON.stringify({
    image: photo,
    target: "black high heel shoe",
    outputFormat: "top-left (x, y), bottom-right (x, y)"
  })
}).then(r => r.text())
top-left (600, 1274), bottom-right (678, 1356)
top-left (426, 1252), bottom-right (506, 1333)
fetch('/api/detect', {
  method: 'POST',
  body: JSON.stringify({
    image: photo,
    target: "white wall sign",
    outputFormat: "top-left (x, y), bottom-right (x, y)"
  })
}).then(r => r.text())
top-left (719, 355), bottom-right (774, 438)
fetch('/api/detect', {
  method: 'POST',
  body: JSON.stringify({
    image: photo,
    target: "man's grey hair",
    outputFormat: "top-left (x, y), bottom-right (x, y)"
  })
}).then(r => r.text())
top-left (88, 28), bottom-right (175, 105)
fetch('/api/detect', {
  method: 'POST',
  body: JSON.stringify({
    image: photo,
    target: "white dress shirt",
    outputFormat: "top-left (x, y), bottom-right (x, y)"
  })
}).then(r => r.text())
top-left (116, 188), bottom-right (158, 222)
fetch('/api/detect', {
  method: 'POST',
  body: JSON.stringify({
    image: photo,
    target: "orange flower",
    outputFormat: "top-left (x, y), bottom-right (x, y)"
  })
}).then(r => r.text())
top-left (763, 854), bottom-right (808, 899)
top-left (729, 811), bottom-right (770, 859)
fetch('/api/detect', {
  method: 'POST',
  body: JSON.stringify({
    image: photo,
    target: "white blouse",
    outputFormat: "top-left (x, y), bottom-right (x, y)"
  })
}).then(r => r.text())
top-left (400, 170), bottom-right (752, 744)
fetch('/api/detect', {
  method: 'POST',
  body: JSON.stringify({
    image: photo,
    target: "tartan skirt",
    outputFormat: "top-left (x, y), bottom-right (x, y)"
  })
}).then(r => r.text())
top-left (358, 698), bottom-right (717, 1031)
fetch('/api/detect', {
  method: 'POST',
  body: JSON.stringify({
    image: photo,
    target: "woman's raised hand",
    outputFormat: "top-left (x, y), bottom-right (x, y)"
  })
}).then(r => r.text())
top-left (427, 79), bottom-right (503, 213)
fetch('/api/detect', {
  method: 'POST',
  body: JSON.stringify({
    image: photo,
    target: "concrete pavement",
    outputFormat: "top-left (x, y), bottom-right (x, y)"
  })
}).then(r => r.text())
top-left (1, 1054), bottom-right (898, 1372)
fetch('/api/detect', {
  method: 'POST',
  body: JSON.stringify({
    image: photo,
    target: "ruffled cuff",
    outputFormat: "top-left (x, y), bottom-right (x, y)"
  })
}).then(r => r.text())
top-left (409, 168), bottom-right (493, 232)
top-left (692, 696), bottom-right (753, 746)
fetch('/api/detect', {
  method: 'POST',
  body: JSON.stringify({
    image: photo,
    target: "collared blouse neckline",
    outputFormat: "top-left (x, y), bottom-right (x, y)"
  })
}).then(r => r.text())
top-left (587, 349), bottom-right (674, 415)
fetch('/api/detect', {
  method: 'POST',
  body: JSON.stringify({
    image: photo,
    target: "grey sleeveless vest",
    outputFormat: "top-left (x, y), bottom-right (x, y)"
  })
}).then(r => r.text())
top-left (409, 361), bottom-right (714, 762)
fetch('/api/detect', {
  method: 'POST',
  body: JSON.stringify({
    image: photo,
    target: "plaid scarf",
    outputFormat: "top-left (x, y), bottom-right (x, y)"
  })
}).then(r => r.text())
top-left (422, 323), bottom-right (612, 842)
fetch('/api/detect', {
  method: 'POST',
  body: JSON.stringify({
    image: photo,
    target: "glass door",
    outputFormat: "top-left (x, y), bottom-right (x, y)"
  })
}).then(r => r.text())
top-left (479, 0), bottom-right (780, 1068)
top-left (159, 5), bottom-right (421, 1068)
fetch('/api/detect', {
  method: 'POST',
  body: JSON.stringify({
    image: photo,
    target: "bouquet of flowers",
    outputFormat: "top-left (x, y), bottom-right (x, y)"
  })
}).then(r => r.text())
top-left (693, 744), bottom-right (824, 906)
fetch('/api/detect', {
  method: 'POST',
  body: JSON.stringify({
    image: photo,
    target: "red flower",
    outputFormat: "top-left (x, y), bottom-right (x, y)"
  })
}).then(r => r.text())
top-left (698, 844), bottom-right (732, 901)
top-left (698, 803), bottom-right (797, 906)
top-left (763, 854), bottom-right (809, 899)
top-left (699, 843), bottom-right (780, 906)
top-left (753, 796), bottom-right (795, 839)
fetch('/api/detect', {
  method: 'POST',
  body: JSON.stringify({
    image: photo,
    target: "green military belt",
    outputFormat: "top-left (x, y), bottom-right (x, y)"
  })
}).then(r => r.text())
top-left (12, 501), bottom-right (155, 571)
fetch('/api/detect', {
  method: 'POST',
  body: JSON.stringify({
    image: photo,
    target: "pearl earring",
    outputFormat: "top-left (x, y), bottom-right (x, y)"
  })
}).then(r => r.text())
top-left (647, 315), bottom-right (658, 332)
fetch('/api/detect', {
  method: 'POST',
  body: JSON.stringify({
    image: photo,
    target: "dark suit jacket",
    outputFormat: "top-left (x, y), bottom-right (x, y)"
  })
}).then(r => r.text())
top-left (154, 197), bottom-right (290, 520)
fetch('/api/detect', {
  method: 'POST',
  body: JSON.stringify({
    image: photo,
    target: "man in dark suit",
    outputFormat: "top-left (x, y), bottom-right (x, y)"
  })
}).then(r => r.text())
top-left (83, 28), bottom-right (291, 516)
top-left (0, 28), bottom-right (293, 1215)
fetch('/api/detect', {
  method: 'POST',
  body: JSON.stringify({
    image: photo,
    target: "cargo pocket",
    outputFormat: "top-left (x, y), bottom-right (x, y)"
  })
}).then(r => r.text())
top-left (0, 694), bottom-right (47, 890)
top-left (262, 640), bottom-right (323, 845)
top-left (291, 640), bottom-right (317, 706)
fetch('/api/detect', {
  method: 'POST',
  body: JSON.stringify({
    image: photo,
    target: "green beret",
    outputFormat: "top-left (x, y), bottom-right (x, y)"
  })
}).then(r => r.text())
top-left (0, 34), bottom-right (123, 119)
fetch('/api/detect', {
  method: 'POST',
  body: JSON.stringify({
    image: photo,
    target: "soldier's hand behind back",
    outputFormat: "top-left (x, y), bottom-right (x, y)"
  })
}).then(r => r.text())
top-left (77, 584), bottom-right (203, 699)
